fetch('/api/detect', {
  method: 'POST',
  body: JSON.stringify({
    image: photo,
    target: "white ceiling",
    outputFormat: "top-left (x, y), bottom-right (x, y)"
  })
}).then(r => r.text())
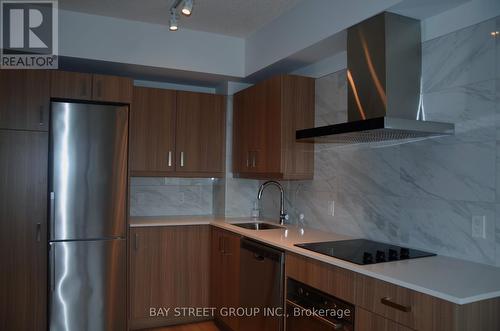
top-left (59, 0), bottom-right (305, 38)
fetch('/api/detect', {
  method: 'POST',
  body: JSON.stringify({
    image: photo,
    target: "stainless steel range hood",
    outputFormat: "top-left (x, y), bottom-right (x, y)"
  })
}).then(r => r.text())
top-left (296, 12), bottom-right (454, 143)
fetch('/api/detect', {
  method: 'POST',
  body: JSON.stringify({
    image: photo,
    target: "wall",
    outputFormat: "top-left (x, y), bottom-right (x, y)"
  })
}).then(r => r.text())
top-left (260, 16), bottom-right (500, 267)
top-left (58, 9), bottom-right (245, 77)
top-left (129, 177), bottom-right (215, 216)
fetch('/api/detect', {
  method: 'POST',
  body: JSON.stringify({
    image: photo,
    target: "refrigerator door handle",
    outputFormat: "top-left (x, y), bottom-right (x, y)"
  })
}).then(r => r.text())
top-left (50, 192), bottom-right (55, 236)
top-left (50, 244), bottom-right (55, 292)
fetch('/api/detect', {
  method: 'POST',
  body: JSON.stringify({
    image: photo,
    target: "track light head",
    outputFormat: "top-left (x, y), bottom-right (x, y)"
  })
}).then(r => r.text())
top-left (169, 10), bottom-right (178, 31)
top-left (181, 0), bottom-right (193, 16)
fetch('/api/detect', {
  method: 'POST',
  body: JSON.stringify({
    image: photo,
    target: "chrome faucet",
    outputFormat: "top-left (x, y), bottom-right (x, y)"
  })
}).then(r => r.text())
top-left (257, 180), bottom-right (288, 225)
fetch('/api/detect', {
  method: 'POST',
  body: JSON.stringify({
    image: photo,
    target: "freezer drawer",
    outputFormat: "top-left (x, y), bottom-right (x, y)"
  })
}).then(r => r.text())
top-left (50, 101), bottom-right (128, 240)
top-left (49, 239), bottom-right (126, 331)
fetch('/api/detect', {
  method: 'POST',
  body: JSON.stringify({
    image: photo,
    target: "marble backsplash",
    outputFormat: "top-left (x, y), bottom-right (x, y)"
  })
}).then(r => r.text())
top-left (129, 177), bottom-right (215, 216)
top-left (260, 16), bottom-right (500, 267)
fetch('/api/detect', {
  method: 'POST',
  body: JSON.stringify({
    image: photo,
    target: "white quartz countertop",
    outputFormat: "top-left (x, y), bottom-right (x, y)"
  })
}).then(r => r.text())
top-left (129, 216), bottom-right (500, 305)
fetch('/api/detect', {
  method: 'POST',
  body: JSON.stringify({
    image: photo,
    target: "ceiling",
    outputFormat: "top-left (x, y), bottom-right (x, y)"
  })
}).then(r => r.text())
top-left (59, 0), bottom-right (305, 38)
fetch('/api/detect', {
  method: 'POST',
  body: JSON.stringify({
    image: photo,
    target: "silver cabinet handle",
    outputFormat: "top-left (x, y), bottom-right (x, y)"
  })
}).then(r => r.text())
top-left (35, 223), bottom-right (41, 242)
top-left (180, 152), bottom-right (184, 167)
top-left (246, 151), bottom-right (250, 168)
top-left (39, 106), bottom-right (44, 126)
top-left (167, 151), bottom-right (172, 167)
top-left (252, 151), bottom-right (257, 168)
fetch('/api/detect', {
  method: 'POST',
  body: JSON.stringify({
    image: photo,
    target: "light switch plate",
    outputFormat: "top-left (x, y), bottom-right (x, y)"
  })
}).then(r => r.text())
top-left (472, 215), bottom-right (486, 239)
top-left (329, 200), bottom-right (335, 217)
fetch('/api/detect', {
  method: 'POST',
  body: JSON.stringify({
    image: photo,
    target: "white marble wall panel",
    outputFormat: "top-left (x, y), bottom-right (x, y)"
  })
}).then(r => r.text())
top-left (422, 19), bottom-right (496, 93)
top-left (400, 198), bottom-right (496, 265)
top-left (130, 177), bottom-right (214, 216)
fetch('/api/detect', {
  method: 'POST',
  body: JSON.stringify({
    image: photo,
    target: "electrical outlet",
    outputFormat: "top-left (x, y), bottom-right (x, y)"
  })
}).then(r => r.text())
top-left (329, 200), bottom-right (335, 217)
top-left (471, 216), bottom-right (486, 239)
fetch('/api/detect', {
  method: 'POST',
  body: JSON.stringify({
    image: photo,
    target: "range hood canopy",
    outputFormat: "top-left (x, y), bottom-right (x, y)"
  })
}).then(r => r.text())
top-left (296, 12), bottom-right (454, 143)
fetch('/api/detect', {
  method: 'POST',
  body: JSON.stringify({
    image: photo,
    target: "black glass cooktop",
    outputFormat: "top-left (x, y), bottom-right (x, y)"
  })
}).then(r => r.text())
top-left (295, 239), bottom-right (436, 265)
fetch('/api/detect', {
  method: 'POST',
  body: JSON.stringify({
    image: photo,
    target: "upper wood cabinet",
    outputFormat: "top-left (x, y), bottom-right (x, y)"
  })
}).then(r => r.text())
top-left (211, 227), bottom-right (241, 331)
top-left (50, 71), bottom-right (92, 100)
top-left (50, 71), bottom-right (132, 103)
top-left (0, 70), bottom-right (50, 131)
top-left (129, 225), bottom-right (210, 330)
top-left (92, 74), bottom-right (132, 103)
top-left (0, 130), bottom-right (48, 331)
top-left (232, 75), bottom-right (315, 180)
top-left (130, 87), bottom-right (177, 175)
top-left (176, 91), bottom-right (226, 175)
top-left (130, 87), bottom-right (226, 178)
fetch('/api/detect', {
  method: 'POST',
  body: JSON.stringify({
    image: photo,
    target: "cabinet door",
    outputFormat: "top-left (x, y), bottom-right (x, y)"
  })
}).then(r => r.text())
top-left (232, 77), bottom-right (281, 177)
top-left (92, 74), bottom-right (132, 103)
top-left (129, 226), bottom-right (210, 330)
top-left (130, 87), bottom-right (177, 175)
top-left (211, 228), bottom-right (241, 331)
top-left (232, 92), bottom-right (247, 174)
top-left (221, 231), bottom-right (241, 331)
top-left (211, 228), bottom-right (225, 318)
top-left (0, 70), bottom-right (50, 131)
top-left (0, 130), bottom-right (47, 331)
top-left (175, 91), bottom-right (225, 176)
top-left (50, 71), bottom-right (92, 100)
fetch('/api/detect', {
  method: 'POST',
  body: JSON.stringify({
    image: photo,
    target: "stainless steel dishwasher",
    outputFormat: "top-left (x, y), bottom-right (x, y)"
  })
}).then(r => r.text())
top-left (240, 238), bottom-right (285, 331)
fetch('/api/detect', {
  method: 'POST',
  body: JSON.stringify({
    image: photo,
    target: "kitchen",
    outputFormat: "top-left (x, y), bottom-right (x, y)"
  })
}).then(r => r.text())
top-left (1, 0), bottom-right (500, 330)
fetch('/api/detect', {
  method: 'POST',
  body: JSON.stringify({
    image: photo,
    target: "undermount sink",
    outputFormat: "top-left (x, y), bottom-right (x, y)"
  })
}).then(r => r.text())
top-left (231, 222), bottom-right (283, 230)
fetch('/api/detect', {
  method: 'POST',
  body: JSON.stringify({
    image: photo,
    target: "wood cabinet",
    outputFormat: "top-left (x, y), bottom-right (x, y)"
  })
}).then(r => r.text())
top-left (0, 130), bottom-right (48, 331)
top-left (50, 71), bottom-right (92, 100)
top-left (176, 91), bottom-right (226, 175)
top-left (130, 87), bottom-right (226, 177)
top-left (92, 74), bottom-right (133, 103)
top-left (232, 75), bottom-right (314, 180)
top-left (129, 225), bottom-right (211, 330)
top-left (211, 227), bottom-right (241, 331)
top-left (130, 87), bottom-right (177, 175)
top-left (0, 70), bottom-right (50, 131)
top-left (50, 71), bottom-right (132, 103)
top-left (285, 253), bottom-right (356, 304)
top-left (286, 252), bottom-right (500, 331)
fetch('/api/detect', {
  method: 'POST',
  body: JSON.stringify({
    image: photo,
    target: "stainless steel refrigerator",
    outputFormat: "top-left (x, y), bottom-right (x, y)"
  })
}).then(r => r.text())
top-left (49, 101), bottom-right (128, 331)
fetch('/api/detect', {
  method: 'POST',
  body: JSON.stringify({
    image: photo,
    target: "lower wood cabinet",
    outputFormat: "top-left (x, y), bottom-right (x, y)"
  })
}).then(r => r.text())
top-left (129, 225), bottom-right (211, 330)
top-left (0, 130), bottom-right (48, 331)
top-left (285, 253), bottom-right (356, 304)
top-left (211, 227), bottom-right (241, 331)
top-left (285, 253), bottom-right (500, 331)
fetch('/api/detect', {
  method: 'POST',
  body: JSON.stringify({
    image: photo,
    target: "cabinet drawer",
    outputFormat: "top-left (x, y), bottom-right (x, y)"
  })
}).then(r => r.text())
top-left (355, 274), bottom-right (437, 330)
top-left (356, 308), bottom-right (414, 331)
top-left (285, 253), bottom-right (355, 304)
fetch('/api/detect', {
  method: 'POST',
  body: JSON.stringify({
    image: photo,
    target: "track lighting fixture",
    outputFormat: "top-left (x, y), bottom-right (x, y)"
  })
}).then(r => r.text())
top-left (168, 0), bottom-right (194, 31)
top-left (169, 10), bottom-right (178, 31)
top-left (181, 0), bottom-right (193, 16)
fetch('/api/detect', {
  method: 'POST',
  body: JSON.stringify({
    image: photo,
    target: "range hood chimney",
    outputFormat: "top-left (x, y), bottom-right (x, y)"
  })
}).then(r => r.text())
top-left (296, 12), bottom-right (454, 143)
